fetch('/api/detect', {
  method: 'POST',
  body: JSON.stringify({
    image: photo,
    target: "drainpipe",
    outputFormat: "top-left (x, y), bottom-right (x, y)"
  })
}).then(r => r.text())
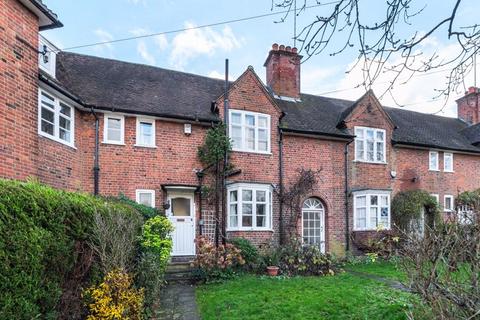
top-left (221, 59), bottom-right (229, 245)
top-left (278, 121), bottom-right (285, 245)
top-left (90, 107), bottom-right (100, 195)
top-left (344, 139), bottom-right (354, 252)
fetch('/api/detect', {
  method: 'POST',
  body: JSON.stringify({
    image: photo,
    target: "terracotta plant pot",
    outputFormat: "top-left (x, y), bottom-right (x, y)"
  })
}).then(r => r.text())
top-left (266, 266), bottom-right (279, 276)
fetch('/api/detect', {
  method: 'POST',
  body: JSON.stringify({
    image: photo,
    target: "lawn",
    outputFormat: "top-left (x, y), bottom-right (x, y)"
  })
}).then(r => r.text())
top-left (344, 259), bottom-right (407, 281)
top-left (196, 264), bottom-right (429, 320)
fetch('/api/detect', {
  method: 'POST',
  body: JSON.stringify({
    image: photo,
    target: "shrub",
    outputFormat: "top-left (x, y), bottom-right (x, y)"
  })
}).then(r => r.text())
top-left (84, 269), bottom-right (144, 320)
top-left (0, 179), bottom-right (144, 319)
top-left (116, 193), bottom-right (162, 220)
top-left (351, 229), bottom-right (400, 258)
top-left (136, 216), bottom-right (173, 311)
top-left (275, 241), bottom-right (336, 276)
top-left (228, 238), bottom-right (258, 270)
top-left (193, 236), bottom-right (245, 281)
top-left (89, 208), bottom-right (143, 273)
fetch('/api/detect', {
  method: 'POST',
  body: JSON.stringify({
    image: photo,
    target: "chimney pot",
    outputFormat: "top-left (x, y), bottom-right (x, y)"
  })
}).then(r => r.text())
top-left (458, 86), bottom-right (480, 125)
top-left (264, 43), bottom-right (302, 99)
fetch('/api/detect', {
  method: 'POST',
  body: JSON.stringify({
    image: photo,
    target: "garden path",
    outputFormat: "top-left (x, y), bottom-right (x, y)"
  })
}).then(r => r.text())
top-left (155, 283), bottom-right (200, 320)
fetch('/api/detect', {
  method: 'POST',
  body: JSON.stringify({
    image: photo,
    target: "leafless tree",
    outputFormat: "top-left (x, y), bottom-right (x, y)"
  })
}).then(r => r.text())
top-left (273, 0), bottom-right (480, 108)
top-left (399, 210), bottom-right (480, 319)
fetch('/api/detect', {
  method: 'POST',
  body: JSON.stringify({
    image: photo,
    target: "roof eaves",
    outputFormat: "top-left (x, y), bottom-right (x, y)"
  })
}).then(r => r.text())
top-left (27, 0), bottom-right (63, 30)
top-left (392, 139), bottom-right (480, 154)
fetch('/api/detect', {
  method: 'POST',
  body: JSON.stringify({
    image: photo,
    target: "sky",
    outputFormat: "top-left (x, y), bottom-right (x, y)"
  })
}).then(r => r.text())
top-left (42, 0), bottom-right (479, 117)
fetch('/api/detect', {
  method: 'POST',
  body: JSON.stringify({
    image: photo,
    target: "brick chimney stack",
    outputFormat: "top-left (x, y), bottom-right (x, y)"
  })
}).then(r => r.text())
top-left (264, 43), bottom-right (302, 99)
top-left (457, 86), bottom-right (480, 125)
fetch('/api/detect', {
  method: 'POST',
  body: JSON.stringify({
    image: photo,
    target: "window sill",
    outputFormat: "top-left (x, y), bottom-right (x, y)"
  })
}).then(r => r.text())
top-left (39, 132), bottom-right (76, 149)
top-left (102, 141), bottom-right (125, 146)
top-left (353, 227), bottom-right (391, 232)
top-left (134, 144), bottom-right (157, 149)
top-left (444, 170), bottom-right (454, 173)
top-left (353, 160), bottom-right (387, 165)
top-left (231, 149), bottom-right (272, 155)
top-left (226, 228), bottom-right (274, 232)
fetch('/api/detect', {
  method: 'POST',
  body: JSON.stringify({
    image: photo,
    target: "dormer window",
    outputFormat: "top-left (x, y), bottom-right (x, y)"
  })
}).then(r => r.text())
top-left (354, 127), bottom-right (386, 163)
top-left (38, 35), bottom-right (57, 78)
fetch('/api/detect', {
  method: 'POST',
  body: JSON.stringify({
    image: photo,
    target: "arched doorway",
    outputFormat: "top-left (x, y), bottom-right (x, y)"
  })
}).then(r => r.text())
top-left (302, 198), bottom-right (325, 253)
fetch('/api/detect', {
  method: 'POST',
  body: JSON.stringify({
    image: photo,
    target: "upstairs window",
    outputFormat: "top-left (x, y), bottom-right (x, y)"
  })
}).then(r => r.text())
top-left (429, 151), bottom-right (439, 171)
top-left (354, 191), bottom-right (390, 231)
top-left (38, 89), bottom-right (74, 146)
top-left (229, 110), bottom-right (270, 153)
top-left (444, 152), bottom-right (454, 172)
top-left (227, 184), bottom-right (272, 230)
top-left (104, 115), bottom-right (125, 144)
top-left (354, 127), bottom-right (386, 163)
top-left (136, 117), bottom-right (156, 147)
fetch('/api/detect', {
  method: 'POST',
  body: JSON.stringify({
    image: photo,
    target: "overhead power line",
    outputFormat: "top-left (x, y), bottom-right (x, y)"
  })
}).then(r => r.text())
top-left (56, 1), bottom-right (340, 52)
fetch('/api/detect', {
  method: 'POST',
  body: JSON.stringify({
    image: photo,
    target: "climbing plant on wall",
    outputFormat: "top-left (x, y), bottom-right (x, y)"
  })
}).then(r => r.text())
top-left (391, 190), bottom-right (440, 233)
top-left (198, 124), bottom-right (232, 246)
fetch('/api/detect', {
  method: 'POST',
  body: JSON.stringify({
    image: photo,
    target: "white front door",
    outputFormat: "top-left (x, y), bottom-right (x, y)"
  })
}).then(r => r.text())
top-left (167, 192), bottom-right (196, 256)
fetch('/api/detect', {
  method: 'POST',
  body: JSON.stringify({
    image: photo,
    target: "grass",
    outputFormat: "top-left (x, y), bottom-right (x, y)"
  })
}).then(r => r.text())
top-left (196, 266), bottom-right (430, 320)
top-left (345, 259), bottom-right (407, 281)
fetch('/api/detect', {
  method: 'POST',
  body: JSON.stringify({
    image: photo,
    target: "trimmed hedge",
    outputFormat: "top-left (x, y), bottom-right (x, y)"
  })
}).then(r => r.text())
top-left (0, 179), bottom-right (143, 319)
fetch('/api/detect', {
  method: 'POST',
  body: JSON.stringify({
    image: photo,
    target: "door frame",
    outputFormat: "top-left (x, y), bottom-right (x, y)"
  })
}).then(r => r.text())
top-left (166, 190), bottom-right (196, 256)
top-left (301, 198), bottom-right (326, 253)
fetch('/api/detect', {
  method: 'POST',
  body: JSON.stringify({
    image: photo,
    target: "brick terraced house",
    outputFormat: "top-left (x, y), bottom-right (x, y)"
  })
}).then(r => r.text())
top-left (3, 0), bottom-right (480, 256)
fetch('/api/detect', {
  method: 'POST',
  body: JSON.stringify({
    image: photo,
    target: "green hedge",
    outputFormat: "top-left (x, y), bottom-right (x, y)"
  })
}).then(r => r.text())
top-left (0, 179), bottom-right (144, 319)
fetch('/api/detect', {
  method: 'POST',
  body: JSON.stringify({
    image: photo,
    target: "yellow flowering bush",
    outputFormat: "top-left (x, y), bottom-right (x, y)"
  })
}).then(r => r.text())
top-left (84, 269), bottom-right (144, 320)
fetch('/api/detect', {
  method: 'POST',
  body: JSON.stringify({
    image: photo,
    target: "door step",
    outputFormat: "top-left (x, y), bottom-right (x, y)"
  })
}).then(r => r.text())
top-left (165, 259), bottom-right (197, 284)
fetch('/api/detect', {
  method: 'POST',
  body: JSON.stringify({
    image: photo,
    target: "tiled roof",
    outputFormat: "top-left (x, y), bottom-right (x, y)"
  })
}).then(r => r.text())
top-left (53, 51), bottom-right (480, 153)
top-left (56, 52), bottom-right (223, 122)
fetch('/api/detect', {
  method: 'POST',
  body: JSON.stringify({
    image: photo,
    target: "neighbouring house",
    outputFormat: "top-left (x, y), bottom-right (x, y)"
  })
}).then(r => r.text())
top-left (2, 0), bottom-right (480, 257)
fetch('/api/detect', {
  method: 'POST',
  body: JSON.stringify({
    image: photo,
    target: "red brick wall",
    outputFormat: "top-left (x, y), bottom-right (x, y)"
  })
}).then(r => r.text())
top-left (282, 134), bottom-right (347, 255)
top-left (0, 0), bottom-right (39, 180)
top-left (218, 69), bottom-right (282, 245)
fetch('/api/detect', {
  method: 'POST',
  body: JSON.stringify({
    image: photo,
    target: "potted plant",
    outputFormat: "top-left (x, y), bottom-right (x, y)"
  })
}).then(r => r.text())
top-left (263, 248), bottom-right (280, 276)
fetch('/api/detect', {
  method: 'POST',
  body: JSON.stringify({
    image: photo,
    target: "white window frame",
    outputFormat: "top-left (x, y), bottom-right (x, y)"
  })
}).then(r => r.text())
top-left (354, 126), bottom-right (386, 164)
top-left (227, 183), bottom-right (273, 231)
top-left (103, 114), bottom-right (125, 145)
top-left (444, 152), bottom-right (454, 172)
top-left (135, 117), bottom-right (156, 148)
top-left (136, 189), bottom-right (155, 208)
top-left (444, 195), bottom-right (454, 212)
top-left (38, 89), bottom-right (75, 148)
top-left (430, 194), bottom-right (439, 204)
top-left (228, 110), bottom-right (271, 154)
top-left (353, 190), bottom-right (391, 231)
top-left (429, 151), bottom-right (439, 171)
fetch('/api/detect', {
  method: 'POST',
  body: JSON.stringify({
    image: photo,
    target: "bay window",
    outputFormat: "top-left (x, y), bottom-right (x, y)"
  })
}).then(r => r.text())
top-left (38, 89), bottom-right (74, 146)
top-left (229, 110), bottom-right (270, 153)
top-left (354, 191), bottom-right (390, 230)
top-left (227, 184), bottom-right (272, 230)
top-left (354, 127), bottom-right (386, 163)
